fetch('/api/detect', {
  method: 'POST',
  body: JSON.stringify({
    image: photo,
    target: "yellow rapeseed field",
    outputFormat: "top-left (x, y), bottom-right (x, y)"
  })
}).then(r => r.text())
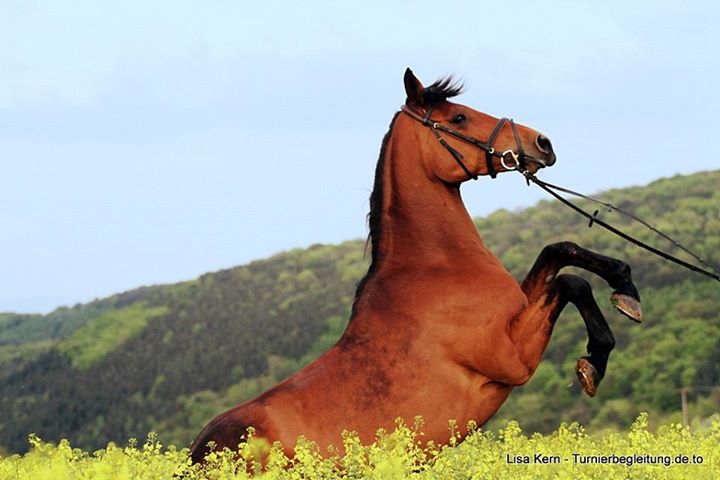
top-left (1, 414), bottom-right (718, 479)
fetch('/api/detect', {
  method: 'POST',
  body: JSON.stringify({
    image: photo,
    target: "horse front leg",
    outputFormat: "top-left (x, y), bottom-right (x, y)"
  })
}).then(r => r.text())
top-left (510, 242), bottom-right (642, 396)
top-left (522, 241), bottom-right (642, 322)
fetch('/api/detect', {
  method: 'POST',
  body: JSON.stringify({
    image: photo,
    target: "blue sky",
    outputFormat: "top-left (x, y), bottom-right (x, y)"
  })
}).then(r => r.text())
top-left (2, 1), bottom-right (719, 313)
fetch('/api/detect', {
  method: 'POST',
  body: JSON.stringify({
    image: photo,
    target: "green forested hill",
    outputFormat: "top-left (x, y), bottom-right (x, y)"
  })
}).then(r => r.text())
top-left (0, 170), bottom-right (718, 454)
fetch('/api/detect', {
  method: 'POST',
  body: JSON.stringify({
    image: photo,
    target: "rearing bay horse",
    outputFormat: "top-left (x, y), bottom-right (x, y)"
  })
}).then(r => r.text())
top-left (191, 69), bottom-right (641, 462)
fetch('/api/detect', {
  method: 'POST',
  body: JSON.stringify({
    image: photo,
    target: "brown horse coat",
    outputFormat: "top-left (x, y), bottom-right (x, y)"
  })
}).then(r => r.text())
top-left (190, 69), bottom-right (640, 462)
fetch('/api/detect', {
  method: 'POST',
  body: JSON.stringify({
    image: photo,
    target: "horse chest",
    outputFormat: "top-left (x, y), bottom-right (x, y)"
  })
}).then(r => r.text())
top-left (411, 270), bottom-right (526, 325)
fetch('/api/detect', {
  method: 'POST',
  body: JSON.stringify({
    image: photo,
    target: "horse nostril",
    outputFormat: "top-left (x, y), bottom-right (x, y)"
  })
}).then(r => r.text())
top-left (536, 134), bottom-right (553, 154)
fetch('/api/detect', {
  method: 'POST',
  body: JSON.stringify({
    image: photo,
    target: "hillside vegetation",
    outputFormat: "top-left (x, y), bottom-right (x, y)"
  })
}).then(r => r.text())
top-left (0, 170), bottom-right (718, 453)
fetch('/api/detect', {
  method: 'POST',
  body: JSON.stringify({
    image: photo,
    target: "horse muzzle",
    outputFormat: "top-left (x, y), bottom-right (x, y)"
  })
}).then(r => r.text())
top-left (535, 134), bottom-right (556, 167)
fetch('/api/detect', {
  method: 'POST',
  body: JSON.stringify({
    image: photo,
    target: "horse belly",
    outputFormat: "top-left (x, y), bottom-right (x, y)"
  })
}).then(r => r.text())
top-left (262, 340), bottom-right (507, 451)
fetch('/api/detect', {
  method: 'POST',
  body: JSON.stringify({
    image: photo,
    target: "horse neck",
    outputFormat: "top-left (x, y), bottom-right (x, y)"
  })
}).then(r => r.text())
top-left (373, 127), bottom-right (492, 270)
top-left (345, 118), bottom-right (505, 331)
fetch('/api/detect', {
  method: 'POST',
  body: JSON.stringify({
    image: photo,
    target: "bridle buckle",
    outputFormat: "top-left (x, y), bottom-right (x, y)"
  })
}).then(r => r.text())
top-left (500, 150), bottom-right (520, 170)
top-left (400, 105), bottom-right (528, 180)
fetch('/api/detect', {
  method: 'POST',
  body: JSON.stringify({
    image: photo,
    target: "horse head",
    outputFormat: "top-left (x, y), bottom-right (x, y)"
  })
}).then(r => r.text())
top-left (401, 68), bottom-right (556, 182)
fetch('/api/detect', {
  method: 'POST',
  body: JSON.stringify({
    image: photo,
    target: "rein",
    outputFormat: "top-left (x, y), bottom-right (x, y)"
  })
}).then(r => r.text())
top-left (400, 105), bottom-right (720, 282)
top-left (521, 172), bottom-right (720, 282)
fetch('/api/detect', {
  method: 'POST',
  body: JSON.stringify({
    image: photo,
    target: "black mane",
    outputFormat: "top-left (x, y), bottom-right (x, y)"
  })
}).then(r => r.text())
top-left (422, 76), bottom-right (464, 105)
top-left (351, 111), bottom-right (400, 312)
top-left (351, 75), bottom-right (464, 313)
top-left (364, 76), bottom-right (463, 260)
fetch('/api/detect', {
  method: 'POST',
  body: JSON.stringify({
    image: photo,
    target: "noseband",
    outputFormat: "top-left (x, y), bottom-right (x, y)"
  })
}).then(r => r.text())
top-left (400, 105), bottom-right (543, 180)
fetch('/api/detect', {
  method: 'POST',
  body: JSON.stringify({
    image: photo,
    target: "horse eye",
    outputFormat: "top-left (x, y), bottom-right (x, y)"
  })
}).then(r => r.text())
top-left (450, 114), bottom-right (467, 124)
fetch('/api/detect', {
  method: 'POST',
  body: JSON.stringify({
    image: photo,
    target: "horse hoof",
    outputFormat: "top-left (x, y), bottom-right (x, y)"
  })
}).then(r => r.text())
top-left (610, 293), bottom-right (642, 323)
top-left (575, 358), bottom-right (600, 397)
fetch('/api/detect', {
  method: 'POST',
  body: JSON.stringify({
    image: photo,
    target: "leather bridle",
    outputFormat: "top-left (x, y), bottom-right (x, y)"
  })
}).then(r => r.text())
top-left (403, 106), bottom-right (720, 283)
top-left (400, 105), bottom-right (546, 180)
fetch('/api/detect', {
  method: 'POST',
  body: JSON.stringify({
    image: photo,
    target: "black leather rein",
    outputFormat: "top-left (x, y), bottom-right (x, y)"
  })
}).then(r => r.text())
top-left (401, 105), bottom-right (720, 282)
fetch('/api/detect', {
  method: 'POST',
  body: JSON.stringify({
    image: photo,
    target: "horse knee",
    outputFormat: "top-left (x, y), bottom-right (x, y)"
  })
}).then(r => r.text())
top-left (555, 274), bottom-right (616, 353)
top-left (542, 241), bottom-right (580, 260)
top-left (561, 274), bottom-right (591, 296)
top-left (548, 273), bottom-right (586, 300)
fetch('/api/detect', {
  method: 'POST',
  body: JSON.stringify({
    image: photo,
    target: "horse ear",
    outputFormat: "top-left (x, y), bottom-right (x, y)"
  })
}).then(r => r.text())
top-left (404, 68), bottom-right (424, 106)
